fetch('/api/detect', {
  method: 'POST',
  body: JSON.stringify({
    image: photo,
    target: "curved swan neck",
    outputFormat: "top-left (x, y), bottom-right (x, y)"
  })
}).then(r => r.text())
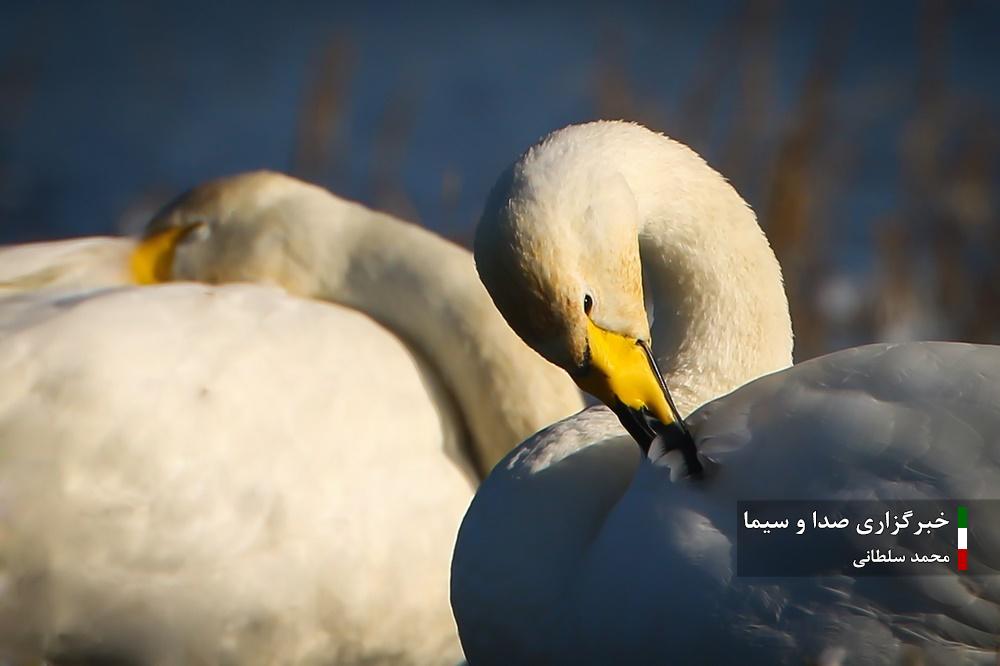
top-left (248, 188), bottom-right (584, 474)
top-left (605, 126), bottom-right (794, 413)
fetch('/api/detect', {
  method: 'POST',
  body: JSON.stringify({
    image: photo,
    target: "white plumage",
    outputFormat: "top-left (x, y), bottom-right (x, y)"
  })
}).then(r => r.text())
top-left (454, 121), bottom-right (1000, 665)
top-left (1, 284), bottom-right (471, 663)
top-left (455, 344), bottom-right (1000, 665)
top-left (0, 173), bottom-right (582, 664)
top-left (0, 237), bottom-right (134, 291)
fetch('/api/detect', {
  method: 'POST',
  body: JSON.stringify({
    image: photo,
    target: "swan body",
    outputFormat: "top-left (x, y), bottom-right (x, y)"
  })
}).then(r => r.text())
top-left (0, 284), bottom-right (472, 664)
top-left (454, 121), bottom-right (1000, 665)
top-left (0, 173), bottom-right (582, 664)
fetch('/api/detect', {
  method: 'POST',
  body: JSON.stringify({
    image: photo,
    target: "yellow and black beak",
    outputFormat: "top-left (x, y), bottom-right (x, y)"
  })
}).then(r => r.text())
top-left (130, 225), bottom-right (198, 285)
top-left (575, 320), bottom-right (702, 475)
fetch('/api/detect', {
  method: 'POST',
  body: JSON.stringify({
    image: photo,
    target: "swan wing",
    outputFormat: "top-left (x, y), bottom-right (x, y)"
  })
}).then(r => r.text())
top-left (454, 342), bottom-right (1000, 665)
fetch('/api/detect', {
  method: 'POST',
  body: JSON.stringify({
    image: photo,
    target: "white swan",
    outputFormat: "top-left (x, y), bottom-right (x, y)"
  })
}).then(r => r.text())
top-left (0, 172), bottom-right (582, 664)
top-left (453, 121), bottom-right (1000, 665)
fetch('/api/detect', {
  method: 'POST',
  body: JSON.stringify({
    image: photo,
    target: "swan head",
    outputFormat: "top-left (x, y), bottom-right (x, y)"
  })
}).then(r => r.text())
top-left (130, 171), bottom-right (328, 288)
top-left (476, 123), bottom-right (693, 461)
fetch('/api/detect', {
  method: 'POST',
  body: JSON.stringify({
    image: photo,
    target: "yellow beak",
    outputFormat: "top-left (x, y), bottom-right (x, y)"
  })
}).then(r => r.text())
top-left (574, 319), bottom-right (700, 473)
top-left (130, 225), bottom-right (195, 285)
top-left (575, 319), bottom-right (679, 427)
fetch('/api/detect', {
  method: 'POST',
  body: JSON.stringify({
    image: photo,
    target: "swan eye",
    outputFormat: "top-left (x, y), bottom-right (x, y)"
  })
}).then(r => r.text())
top-left (583, 294), bottom-right (594, 315)
top-left (180, 222), bottom-right (211, 244)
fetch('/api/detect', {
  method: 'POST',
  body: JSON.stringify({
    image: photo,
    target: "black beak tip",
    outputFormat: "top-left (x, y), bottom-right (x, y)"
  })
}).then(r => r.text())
top-left (646, 415), bottom-right (703, 478)
top-left (611, 402), bottom-right (703, 478)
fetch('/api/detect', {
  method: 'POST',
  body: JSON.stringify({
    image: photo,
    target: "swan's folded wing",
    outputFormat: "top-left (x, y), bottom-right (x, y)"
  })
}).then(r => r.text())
top-left (686, 342), bottom-right (1000, 658)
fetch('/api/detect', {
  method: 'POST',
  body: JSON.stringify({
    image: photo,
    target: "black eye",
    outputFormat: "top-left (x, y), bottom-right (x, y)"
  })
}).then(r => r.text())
top-left (583, 294), bottom-right (593, 315)
top-left (181, 222), bottom-right (210, 243)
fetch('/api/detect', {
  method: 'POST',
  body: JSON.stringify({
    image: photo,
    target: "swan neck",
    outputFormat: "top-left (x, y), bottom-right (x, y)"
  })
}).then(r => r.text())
top-left (633, 169), bottom-right (793, 414)
top-left (299, 203), bottom-right (584, 474)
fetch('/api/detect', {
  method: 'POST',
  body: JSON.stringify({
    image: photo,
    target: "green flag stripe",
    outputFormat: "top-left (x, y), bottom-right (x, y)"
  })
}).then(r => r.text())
top-left (957, 506), bottom-right (968, 529)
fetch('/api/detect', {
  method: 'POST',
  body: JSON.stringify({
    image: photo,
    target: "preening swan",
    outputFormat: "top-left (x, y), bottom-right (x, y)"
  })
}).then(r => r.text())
top-left (0, 173), bottom-right (581, 664)
top-left (453, 121), bottom-right (1000, 665)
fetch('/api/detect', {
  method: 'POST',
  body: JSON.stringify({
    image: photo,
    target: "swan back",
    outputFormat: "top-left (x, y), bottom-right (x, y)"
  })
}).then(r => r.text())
top-left (455, 342), bottom-right (1000, 664)
top-left (0, 284), bottom-right (471, 664)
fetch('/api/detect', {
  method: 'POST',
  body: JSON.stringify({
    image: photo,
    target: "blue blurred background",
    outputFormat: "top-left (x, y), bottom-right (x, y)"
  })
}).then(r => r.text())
top-left (1, 0), bottom-right (998, 359)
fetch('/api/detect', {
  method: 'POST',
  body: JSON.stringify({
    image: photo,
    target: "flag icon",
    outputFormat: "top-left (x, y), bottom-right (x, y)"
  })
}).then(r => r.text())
top-left (957, 506), bottom-right (968, 572)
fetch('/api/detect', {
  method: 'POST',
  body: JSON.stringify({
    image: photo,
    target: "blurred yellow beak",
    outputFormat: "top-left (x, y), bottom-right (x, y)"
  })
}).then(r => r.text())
top-left (130, 226), bottom-right (193, 285)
